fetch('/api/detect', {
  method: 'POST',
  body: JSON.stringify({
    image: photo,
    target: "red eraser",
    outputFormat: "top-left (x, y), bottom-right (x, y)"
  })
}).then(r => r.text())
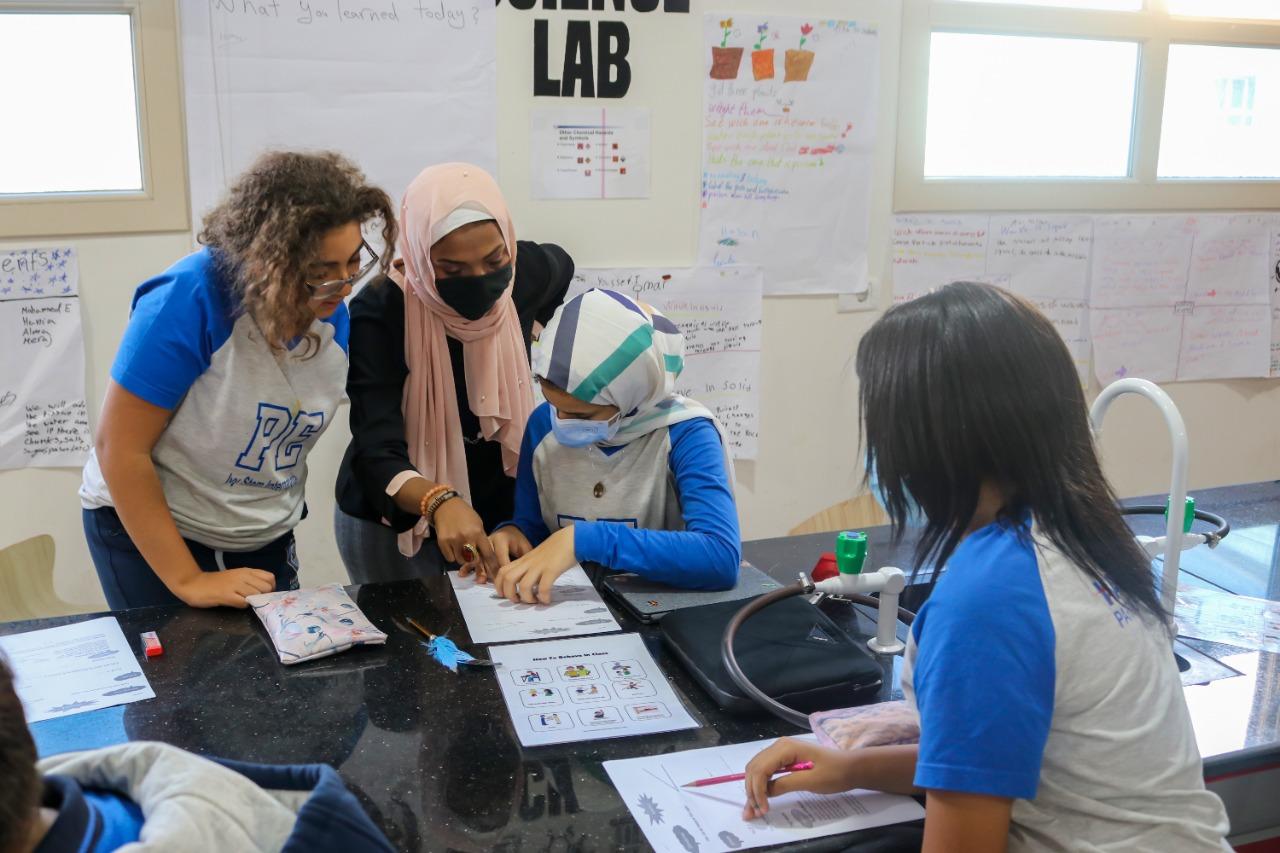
top-left (141, 631), bottom-right (163, 658)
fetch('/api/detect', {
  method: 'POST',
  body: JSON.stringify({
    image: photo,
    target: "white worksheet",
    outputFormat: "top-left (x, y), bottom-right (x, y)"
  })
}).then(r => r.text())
top-left (0, 617), bottom-right (155, 724)
top-left (490, 633), bottom-right (698, 747)
top-left (604, 736), bottom-right (924, 853)
top-left (449, 565), bottom-right (622, 645)
top-left (1175, 586), bottom-right (1280, 654)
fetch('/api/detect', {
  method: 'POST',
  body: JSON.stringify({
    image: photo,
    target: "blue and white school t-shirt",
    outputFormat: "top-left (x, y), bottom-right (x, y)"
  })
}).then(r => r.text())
top-left (501, 402), bottom-right (741, 590)
top-left (902, 517), bottom-right (1230, 852)
top-left (80, 249), bottom-right (348, 552)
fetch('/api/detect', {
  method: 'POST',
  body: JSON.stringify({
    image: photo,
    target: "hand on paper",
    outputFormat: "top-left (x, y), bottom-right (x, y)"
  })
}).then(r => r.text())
top-left (493, 526), bottom-right (575, 604)
top-left (742, 738), bottom-right (859, 820)
top-left (173, 568), bottom-right (276, 609)
top-left (434, 497), bottom-right (498, 576)
top-left (489, 526), bottom-right (533, 570)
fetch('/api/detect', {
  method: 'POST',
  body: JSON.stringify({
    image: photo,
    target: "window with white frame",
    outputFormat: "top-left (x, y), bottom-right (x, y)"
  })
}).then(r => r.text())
top-left (0, 13), bottom-right (142, 195)
top-left (896, 0), bottom-right (1280, 210)
top-left (0, 2), bottom-right (188, 237)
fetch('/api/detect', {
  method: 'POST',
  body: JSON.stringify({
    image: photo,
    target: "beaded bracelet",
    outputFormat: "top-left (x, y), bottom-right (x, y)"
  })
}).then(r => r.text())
top-left (425, 489), bottom-right (460, 523)
top-left (418, 484), bottom-right (450, 519)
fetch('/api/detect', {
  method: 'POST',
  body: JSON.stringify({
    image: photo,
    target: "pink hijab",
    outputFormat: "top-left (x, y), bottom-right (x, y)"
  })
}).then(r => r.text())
top-left (390, 163), bottom-right (533, 557)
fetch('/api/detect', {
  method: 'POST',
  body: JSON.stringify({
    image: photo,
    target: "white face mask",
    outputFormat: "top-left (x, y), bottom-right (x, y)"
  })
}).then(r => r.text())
top-left (551, 410), bottom-right (621, 448)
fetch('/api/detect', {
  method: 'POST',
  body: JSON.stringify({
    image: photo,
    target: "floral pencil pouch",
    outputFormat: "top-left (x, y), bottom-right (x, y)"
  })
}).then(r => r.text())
top-left (810, 700), bottom-right (921, 750)
top-left (247, 584), bottom-right (388, 665)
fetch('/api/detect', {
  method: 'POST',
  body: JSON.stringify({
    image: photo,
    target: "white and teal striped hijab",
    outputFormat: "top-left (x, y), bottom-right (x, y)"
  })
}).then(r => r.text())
top-left (533, 289), bottom-right (717, 446)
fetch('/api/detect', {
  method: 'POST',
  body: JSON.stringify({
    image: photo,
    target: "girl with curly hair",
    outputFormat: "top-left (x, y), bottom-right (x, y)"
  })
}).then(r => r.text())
top-left (80, 151), bottom-right (396, 610)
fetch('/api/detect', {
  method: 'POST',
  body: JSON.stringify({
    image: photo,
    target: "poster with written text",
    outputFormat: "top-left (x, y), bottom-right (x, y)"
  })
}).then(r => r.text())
top-left (0, 247), bottom-right (92, 470)
top-left (890, 214), bottom-right (1091, 381)
top-left (567, 267), bottom-right (763, 459)
top-left (890, 212), bottom-right (1280, 384)
top-left (698, 15), bottom-right (878, 296)
top-left (1090, 214), bottom-right (1272, 384)
top-left (180, 0), bottom-right (496, 234)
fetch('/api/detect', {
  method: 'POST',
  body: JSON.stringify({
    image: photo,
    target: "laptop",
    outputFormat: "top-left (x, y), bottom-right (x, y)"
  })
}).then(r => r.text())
top-left (597, 561), bottom-right (784, 623)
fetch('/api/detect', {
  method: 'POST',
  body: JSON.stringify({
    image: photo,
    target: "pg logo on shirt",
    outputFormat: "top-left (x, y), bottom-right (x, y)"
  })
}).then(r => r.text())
top-left (235, 402), bottom-right (326, 473)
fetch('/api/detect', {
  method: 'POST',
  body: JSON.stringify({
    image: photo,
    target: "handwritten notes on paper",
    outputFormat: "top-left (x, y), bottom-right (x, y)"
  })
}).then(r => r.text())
top-left (891, 215), bottom-right (1091, 379)
top-left (0, 247), bottom-right (91, 470)
top-left (890, 215), bottom-right (990, 303)
top-left (180, 0), bottom-right (496, 229)
top-left (567, 267), bottom-right (764, 459)
top-left (531, 107), bottom-right (650, 199)
top-left (1092, 215), bottom-right (1271, 383)
top-left (699, 16), bottom-right (879, 295)
top-left (892, 213), bottom-right (1280, 384)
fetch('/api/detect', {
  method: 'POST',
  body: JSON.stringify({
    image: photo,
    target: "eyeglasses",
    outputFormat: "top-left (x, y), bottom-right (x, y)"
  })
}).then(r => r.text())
top-left (305, 241), bottom-right (379, 300)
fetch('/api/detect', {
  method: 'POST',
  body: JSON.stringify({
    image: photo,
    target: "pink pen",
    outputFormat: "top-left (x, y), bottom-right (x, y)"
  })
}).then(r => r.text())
top-left (680, 761), bottom-right (814, 789)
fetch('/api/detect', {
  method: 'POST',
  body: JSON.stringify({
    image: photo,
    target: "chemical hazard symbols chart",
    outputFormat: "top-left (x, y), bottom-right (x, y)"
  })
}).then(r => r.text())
top-left (531, 107), bottom-right (650, 199)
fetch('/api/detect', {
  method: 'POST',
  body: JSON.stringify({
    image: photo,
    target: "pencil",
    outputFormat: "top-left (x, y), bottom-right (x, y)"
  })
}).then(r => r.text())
top-left (680, 761), bottom-right (814, 788)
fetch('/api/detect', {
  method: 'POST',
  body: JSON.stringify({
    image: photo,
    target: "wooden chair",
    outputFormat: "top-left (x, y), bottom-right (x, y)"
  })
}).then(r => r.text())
top-left (0, 535), bottom-right (92, 622)
top-left (788, 493), bottom-right (888, 536)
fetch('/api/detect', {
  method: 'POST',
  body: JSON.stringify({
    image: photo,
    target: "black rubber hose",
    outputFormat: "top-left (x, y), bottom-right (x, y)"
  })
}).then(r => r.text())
top-left (721, 583), bottom-right (813, 729)
top-left (1120, 505), bottom-right (1230, 547)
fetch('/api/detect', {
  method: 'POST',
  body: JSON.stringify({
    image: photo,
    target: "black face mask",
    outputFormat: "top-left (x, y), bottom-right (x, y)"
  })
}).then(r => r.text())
top-left (435, 264), bottom-right (513, 321)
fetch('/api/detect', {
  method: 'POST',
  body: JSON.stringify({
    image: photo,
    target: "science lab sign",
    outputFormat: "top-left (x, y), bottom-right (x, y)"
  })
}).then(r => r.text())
top-left (497, 0), bottom-right (690, 98)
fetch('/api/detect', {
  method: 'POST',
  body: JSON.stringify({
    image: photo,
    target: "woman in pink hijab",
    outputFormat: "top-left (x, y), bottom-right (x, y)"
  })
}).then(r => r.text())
top-left (335, 164), bottom-right (574, 581)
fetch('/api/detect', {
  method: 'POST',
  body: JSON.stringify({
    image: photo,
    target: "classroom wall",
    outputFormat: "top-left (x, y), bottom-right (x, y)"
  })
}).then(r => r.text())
top-left (1, 0), bottom-right (1276, 611)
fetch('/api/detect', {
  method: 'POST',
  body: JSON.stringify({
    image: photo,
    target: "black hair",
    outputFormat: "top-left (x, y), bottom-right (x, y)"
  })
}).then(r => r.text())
top-left (856, 281), bottom-right (1164, 621)
top-left (0, 654), bottom-right (39, 853)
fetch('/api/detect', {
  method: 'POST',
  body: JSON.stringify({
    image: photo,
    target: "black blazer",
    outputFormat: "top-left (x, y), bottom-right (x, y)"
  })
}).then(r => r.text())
top-left (336, 241), bottom-right (574, 532)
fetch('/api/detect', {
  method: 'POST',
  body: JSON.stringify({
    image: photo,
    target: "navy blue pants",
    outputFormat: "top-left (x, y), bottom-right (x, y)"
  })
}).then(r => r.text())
top-left (83, 507), bottom-right (299, 610)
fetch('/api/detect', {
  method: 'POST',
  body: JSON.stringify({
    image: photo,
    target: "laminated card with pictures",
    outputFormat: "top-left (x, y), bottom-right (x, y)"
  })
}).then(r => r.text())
top-left (490, 633), bottom-right (698, 747)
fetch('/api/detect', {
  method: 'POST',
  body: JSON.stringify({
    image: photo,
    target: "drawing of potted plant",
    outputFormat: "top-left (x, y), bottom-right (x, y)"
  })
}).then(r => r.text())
top-left (785, 23), bottom-right (816, 82)
top-left (750, 22), bottom-right (774, 81)
top-left (710, 18), bottom-right (743, 80)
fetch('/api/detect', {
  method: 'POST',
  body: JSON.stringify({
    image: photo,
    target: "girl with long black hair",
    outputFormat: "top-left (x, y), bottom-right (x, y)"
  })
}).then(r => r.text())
top-left (742, 283), bottom-right (1229, 851)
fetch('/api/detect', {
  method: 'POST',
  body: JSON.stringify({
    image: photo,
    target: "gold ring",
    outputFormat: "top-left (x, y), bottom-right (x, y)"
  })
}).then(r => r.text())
top-left (461, 543), bottom-right (479, 562)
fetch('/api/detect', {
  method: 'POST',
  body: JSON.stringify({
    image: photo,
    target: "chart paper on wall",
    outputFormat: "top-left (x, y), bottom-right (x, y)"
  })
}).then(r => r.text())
top-left (0, 247), bottom-right (91, 470)
top-left (890, 215), bottom-right (1091, 381)
top-left (890, 212), bottom-right (1280, 384)
top-left (1091, 214), bottom-right (1271, 383)
top-left (699, 16), bottom-right (879, 296)
top-left (567, 267), bottom-right (763, 459)
top-left (180, 0), bottom-right (497, 233)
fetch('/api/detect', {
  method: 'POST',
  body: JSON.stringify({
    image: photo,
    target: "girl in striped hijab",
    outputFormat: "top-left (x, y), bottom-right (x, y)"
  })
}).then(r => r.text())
top-left (469, 289), bottom-right (741, 603)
